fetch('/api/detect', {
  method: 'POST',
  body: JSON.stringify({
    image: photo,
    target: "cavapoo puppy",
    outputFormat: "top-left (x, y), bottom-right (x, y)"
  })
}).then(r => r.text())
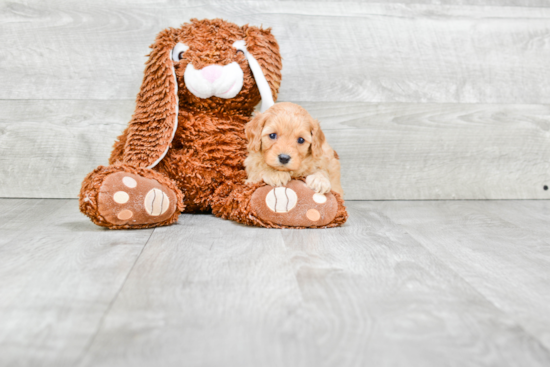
top-left (245, 102), bottom-right (343, 197)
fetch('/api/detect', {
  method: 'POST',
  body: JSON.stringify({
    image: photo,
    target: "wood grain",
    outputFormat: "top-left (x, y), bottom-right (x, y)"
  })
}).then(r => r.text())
top-left (315, 103), bottom-right (550, 200)
top-left (377, 200), bottom-right (550, 350)
top-left (0, 100), bottom-right (133, 198)
top-left (2, 2), bottom-right (550, 103)
top-left (77, 202), bottom-right (550, 366)
top-left (2, 199), bottom-right (550, 365)
top-left (79, 214), bottom-right (294, 367)
top-left (481, 200), bottom-right (550, 239)
top-left (2, 100), bottom-right (550, 200)
top-left (0, 198), bottom-right (153, 367)
top-left (37, 0), bottom-right (550, 6)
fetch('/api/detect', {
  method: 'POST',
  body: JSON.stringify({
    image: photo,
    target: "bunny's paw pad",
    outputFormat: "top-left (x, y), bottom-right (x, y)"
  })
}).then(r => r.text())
top-left (250, 180), bottom-right (338, 227)
top-left (97, 172), bottom-right (177, 226)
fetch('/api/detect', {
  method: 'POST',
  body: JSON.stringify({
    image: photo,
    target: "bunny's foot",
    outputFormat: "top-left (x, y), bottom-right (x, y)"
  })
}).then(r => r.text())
top-left (80, 165), bottom-right (184, 229)
top-left (249, 180), bottom-right (347, 228)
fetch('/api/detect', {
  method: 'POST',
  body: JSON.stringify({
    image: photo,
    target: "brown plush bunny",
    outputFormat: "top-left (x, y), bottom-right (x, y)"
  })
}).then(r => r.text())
top-left (79, 18), bottom-right (348, 229)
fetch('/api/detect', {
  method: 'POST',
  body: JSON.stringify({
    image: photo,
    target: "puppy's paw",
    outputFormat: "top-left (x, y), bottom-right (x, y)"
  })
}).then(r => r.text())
top-left (306, 172), bottom-right (331, 194)
top-left (262, 170), bottom-right (292, 187)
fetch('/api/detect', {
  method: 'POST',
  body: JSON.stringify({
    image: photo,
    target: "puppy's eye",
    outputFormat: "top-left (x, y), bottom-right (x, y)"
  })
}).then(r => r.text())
top-left (236, 49), bottom-right (244, 56)
top-left (269, 133), bottom-right (277, 139)
top-left (178, 51), bottom-right (185, 60)
top-left (297, 137), bottom-right (305, 144)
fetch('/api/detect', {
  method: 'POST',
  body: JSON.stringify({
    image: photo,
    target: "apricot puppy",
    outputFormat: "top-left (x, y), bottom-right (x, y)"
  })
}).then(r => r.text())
top-left (245, 102), bottom-right (343, 197)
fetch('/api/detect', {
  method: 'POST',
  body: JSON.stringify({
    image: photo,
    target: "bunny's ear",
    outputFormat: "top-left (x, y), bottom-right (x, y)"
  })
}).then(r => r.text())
top-left (122, 29), bottom-right (180, 168)
top-left (234, 26), bottom-right (282, 112)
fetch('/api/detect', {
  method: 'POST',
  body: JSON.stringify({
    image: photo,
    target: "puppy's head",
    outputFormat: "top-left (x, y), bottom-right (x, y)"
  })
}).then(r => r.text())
top-left (245, 102), bottom-right (326, 171)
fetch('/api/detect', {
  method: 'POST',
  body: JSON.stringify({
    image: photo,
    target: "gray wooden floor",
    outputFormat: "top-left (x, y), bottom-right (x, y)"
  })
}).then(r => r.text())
top-left (1, 198), bottom-right (550, 367)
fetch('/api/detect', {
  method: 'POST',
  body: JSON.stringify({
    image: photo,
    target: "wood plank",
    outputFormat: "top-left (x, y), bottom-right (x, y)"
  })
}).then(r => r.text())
top-left (2, 100), bottom-right (550, 200)
top-left (78, 202), bottom-right (550, 366)
top-left (31, 0), bottom-right (550, 7)
top-left (271, 0), bottom-right (550, 5)
top-left (79, 214), bottom-right (294, 367)
top-left (2, 2), bottom-right (550, 103)
top-left (377, 200), bottom-right (550, 350)
top-left (0, 198), bottom-right (153, 367)
top-left (0, 100), bottom-right (133, 198)
top-left (321, 103), bottom-right (550, 200)
top-left (481, 200), bottom-right (550, 239)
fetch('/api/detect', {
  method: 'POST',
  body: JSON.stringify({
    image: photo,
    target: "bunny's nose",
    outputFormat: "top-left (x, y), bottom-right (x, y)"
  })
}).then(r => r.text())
top-left (278, 154), bottom-right (291, 164)
top-left (201, 65), bottom-right (223, 83)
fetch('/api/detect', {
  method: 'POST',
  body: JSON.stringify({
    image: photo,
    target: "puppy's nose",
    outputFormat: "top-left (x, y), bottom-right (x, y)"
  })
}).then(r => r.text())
top-left (201, 65), bottom-right (223, 83)
top-left (278, 154), bottom-right (291, 164)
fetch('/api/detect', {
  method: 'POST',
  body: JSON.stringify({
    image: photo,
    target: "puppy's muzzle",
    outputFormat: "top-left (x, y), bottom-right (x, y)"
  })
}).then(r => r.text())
top-left (278, 154), bottom-right (291, 164)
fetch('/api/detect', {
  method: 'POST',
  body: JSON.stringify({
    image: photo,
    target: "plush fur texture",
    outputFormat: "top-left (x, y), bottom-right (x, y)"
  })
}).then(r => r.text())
top-left (79, 18), bottom-right (348, 229)
top-left (244, 102), bottom-right (343, 197)
top-left (80, 164), bottom-right (185, 229)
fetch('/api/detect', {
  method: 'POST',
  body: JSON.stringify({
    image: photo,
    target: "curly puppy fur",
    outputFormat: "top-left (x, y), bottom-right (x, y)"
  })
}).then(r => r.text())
top-left (79, 18), bottom-right (348, 229)
top-left (244, 102), bottom-right (343, 197)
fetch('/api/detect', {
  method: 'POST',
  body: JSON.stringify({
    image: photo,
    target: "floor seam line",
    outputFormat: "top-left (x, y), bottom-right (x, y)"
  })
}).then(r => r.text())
top-left (74, 228), bottom-right (156, 366)
top-left (399, 224), bottom-right (550, 354)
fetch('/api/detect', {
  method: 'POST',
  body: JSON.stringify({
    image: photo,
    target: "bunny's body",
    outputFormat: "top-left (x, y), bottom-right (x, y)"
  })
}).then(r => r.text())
top-left (110, 106), bottom-right (252, 214)
top-left (79, 19), bottom-right (347, 229)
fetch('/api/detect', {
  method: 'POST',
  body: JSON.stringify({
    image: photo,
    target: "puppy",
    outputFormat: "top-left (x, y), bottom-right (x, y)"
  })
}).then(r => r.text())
top-left (244, 102), bottom-right (343, 197)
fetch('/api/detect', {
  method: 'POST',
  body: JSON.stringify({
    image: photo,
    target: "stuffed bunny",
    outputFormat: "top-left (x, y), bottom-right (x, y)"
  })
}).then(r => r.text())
top-left (79, 18), bottom-right (348, 229)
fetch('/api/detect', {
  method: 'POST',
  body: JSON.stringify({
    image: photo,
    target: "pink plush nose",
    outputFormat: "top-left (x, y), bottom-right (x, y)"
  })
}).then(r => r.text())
top-left (201, 65), bottom-right (223, 83)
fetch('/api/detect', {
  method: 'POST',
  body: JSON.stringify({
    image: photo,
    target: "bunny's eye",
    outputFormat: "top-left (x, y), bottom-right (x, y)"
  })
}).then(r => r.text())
top-left (269, 133), bottom-right (277, 139)
top-left (171, 43), bottom-right (189, 62)
top-left (297, 137), bottom-right (305, 144)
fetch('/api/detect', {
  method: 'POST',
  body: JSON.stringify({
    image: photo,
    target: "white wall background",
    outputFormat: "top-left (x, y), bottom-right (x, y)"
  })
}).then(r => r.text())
top-left (1, 0), bottom-right (549, 199)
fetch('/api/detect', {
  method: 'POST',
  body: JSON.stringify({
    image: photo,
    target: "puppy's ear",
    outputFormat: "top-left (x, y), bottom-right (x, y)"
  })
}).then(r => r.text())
top-left (245, 112), bottom-right (269, 152)
top-left (241, 25), bottom-right (282, 111)
top-left (311, 119), bottom-right (326, 159)
top-left (122, 28), bottom-right (180, 168)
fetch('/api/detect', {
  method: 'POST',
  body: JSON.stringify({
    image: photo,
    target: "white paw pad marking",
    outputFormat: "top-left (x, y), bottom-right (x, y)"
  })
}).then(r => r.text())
top-left (144, 188), bottom-right (170, 216)
top-left (265, 187), bottom-right (298, 213)
top-left (113, 191), bottom-right (129, 204)
top-left (312, 193), bottom-right (327, 204)
top-left (122, 176), bottom-right (137, 188)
